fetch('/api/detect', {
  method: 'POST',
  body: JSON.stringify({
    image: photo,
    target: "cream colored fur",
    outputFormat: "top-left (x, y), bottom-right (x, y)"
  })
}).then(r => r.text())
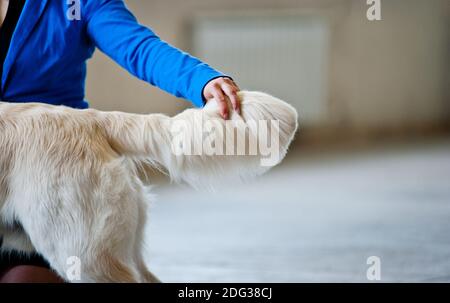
top-left (0, 91), bottom-right (298, 282)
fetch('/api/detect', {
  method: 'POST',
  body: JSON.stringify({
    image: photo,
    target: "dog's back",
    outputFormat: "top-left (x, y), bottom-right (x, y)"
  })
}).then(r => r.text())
top-left (0, 91), bottom-right (298, 282)
top-left (1, 91), bottom-right (298, 189)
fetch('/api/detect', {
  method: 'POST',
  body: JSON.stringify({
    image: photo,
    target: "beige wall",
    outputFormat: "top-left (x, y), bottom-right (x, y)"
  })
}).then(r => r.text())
top-left (86, 0), bottom-right (449, 129)
top-left (328, 0), bottom-right (449, 128)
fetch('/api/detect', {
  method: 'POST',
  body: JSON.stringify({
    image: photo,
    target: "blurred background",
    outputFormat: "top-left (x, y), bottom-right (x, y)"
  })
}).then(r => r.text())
top-left (87, 0), bottom-right (449, 282)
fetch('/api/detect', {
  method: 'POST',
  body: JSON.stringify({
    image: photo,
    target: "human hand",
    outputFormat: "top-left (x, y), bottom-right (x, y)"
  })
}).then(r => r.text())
top-left (203, 77), bottom-right (241, 119)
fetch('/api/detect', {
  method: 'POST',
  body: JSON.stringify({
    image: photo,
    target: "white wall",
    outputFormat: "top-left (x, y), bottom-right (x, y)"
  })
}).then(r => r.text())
top-left (85, 0), bottom-right (449, 129)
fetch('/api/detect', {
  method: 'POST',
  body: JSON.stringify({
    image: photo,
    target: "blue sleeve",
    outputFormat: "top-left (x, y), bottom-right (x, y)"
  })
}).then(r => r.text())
top-left (85, 0), bottom-right (226, 107)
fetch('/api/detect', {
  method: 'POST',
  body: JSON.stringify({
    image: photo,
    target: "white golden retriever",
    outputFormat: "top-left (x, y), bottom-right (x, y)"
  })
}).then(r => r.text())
top-left (0, 91), bottom-right (298, 282)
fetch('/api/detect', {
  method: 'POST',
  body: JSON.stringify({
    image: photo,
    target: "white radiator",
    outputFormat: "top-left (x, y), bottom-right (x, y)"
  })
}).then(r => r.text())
top-left (192, 14), bottom-right (330, 125)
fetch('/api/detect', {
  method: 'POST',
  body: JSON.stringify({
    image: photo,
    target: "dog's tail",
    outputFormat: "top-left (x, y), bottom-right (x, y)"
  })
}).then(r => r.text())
top-left (100, 91), bottom-right (298, 189)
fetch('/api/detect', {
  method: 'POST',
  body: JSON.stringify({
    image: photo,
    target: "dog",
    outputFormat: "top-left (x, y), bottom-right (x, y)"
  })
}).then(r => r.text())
top-left (0, 91), bottom-right (298, 282)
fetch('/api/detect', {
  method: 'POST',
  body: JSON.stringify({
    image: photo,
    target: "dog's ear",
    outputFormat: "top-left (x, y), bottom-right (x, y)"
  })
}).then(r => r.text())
top-left (101, 91), bottom-right (298, 190)
top-left (148, 91), bottom-right (299, 190)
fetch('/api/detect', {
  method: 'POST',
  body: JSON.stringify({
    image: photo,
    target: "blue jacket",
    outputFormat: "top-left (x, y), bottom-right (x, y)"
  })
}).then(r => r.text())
top-left (0, 0), bottom-right (225, 108)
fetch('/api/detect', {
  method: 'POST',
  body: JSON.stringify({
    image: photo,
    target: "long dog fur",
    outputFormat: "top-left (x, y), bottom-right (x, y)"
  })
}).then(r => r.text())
top-left (0, 91), bottom-right (298, 282)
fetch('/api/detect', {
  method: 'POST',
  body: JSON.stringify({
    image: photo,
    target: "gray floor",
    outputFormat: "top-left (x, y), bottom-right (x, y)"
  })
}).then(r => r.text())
top-left (143, 139), bottom-right (450, 282)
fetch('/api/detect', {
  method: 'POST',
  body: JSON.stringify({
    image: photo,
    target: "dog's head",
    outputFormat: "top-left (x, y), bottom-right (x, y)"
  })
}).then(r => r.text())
top-left (157, 91), bottom-right (299, 189)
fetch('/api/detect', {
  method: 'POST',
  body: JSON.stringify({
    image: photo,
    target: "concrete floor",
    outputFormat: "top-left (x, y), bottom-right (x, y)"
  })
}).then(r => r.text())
top-left (143, 138), bottom-right (450, 282)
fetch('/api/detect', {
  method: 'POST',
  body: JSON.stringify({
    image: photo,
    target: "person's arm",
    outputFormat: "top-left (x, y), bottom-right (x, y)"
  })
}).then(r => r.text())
top-left (85, 0), bottom-right (239, 117)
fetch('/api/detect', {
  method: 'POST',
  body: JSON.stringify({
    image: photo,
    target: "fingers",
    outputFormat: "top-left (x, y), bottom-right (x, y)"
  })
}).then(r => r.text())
top-left (203, 77), bottom-right (241, 119)
top-left (221, 81), bottom-right (241, 115)
top-left (211, 86), bottom-right (229, 119)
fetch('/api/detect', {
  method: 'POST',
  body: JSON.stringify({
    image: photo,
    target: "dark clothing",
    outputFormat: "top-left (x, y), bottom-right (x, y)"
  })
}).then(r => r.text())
top-left (0, 251), bottom-right (51, 273)
top-left (0, 0), bottom-right (25, 91)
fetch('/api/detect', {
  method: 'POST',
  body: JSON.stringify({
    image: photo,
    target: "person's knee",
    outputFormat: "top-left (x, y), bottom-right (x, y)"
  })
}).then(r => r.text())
top-left (0, 265), bottom-right (65, 283)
